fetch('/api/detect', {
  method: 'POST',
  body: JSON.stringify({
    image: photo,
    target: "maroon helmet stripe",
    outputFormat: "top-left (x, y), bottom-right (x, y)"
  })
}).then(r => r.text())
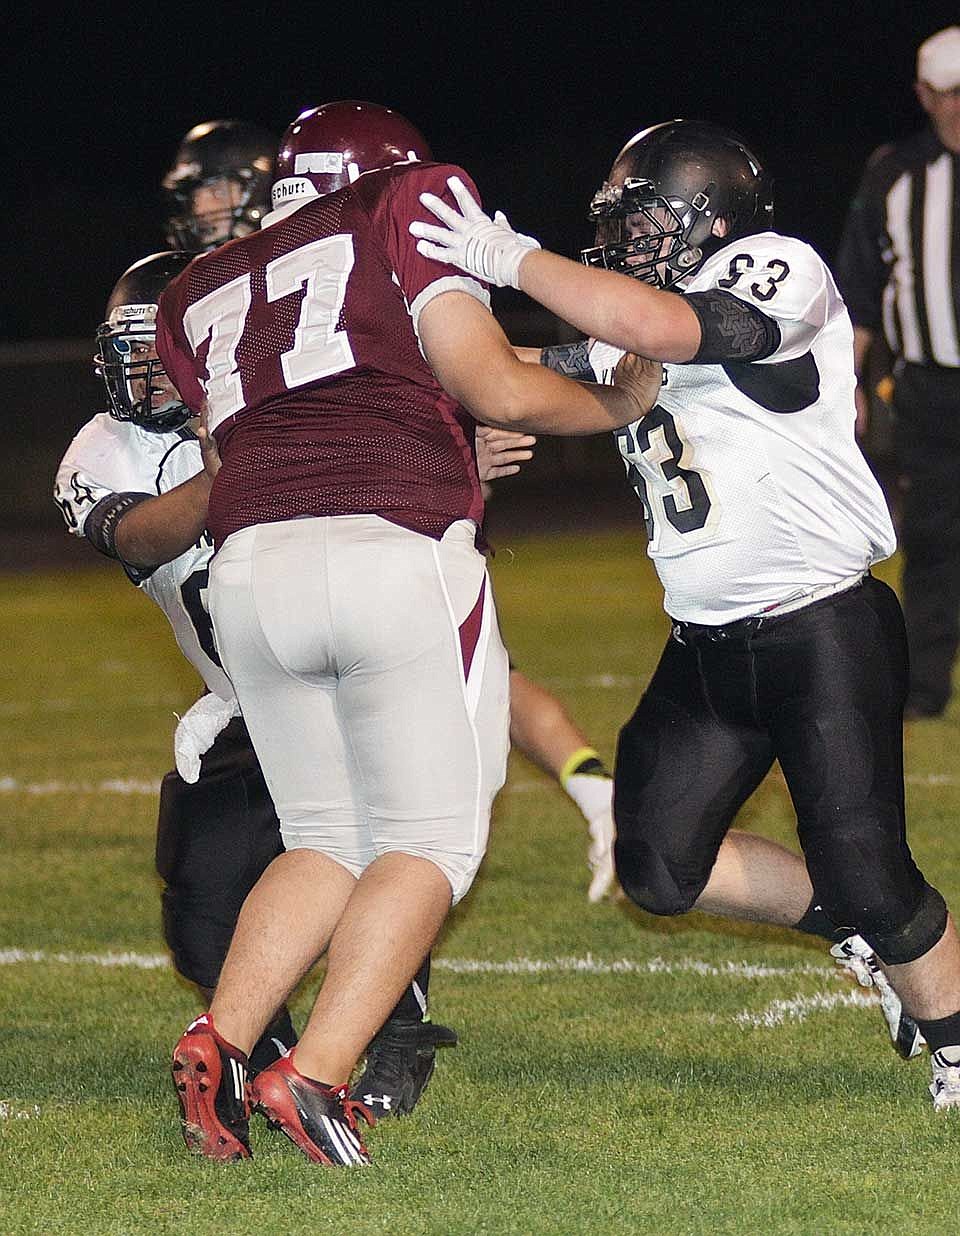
top-left (458, 583), bottom-right (485, 682)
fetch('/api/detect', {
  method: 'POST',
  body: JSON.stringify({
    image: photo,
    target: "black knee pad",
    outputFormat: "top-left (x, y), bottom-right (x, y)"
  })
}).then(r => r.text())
top-left (156, 718), bottom-right (283, 989)
top-left (803, 803), bottom-right (944, 964)
top-left (613, 835), bottom-right (704, 917)
top-left (862, 883), bottom-right (949, 966)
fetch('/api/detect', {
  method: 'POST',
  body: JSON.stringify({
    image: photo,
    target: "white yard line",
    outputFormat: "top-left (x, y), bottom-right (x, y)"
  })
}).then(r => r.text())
top-left (0, 777), bottom-right (159, 795)
top-left (0, 947), bottom-right (890, 1035)
top-left (733, 989), bottom-right (879, 1027)
top-left (2, 770), bottom-right (955, 796)
top-left (433, 954), bottom-right (834, 979)
top-left (0, 946), bottom-right (832, 981)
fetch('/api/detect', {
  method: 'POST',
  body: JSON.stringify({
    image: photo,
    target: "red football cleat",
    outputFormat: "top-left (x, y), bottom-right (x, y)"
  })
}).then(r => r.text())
top-left (250, 1054), bottom-right (374, 1166)
top-left (171, 1014), bottom-right (251, 1161)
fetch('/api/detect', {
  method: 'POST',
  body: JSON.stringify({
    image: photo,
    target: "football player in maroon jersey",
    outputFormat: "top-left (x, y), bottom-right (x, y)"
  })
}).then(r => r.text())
top-left (162, 120), bottom-right (621, 904)
top-left (159, 119), bottom-right (464, 1121)
top-left (157, 100), bottom-right (660, 1164)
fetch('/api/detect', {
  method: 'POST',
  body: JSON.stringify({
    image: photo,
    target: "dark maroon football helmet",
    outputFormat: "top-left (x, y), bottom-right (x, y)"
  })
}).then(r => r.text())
top-left (272, 100), bottom-right (432, 208)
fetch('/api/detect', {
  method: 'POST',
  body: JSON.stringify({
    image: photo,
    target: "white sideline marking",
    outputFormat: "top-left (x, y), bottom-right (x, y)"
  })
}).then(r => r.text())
top-left (0, 777), bottom-right (158, 795)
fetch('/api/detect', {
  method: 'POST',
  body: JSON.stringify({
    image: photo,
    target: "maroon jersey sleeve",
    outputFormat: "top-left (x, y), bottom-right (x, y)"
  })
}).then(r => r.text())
top-left (358, 163), bottom-right (492, 330)
top-left (156, 277), bottom-right (207, 415)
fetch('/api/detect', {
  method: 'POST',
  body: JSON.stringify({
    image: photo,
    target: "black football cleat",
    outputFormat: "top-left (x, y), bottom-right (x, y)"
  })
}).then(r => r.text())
top-left (171, 1014), bottom-right (251, 1161)
top-left (349, 1016), bottom-right (458, 1117)
top-left (250, 1055), bottom-right (374, 1166)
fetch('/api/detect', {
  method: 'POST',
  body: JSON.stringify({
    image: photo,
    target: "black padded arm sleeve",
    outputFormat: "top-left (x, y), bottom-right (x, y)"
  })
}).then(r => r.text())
top-left (84, 491), bottom-right (156, 584)
top-left (539, 339), bottom-right (595, 379)
top-left (685, 290), bottom-right (782, 363)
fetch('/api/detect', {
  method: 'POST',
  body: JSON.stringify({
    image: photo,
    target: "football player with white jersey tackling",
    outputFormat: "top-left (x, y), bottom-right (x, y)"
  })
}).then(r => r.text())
top-left (410, 119), bottom-right (960, 1109)
top-left (154, 100), bottom-right (661, 1166)
top-left (54, 248), bottom-right (456, 1111)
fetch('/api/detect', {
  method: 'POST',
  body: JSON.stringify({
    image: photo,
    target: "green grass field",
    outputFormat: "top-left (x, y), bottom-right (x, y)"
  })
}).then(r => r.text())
top-left (2, 530), bottom-right (959, 1234)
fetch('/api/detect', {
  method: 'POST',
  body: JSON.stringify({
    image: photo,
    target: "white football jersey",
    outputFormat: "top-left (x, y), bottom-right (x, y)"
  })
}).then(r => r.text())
top-left (590, 232), bottom-right (896, 624)
top-left (54, 414), bottom-right (235, 701)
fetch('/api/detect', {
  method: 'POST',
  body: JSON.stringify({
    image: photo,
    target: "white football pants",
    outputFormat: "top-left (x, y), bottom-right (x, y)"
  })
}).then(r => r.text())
top-left (208, 515), bottom-right (509, 903)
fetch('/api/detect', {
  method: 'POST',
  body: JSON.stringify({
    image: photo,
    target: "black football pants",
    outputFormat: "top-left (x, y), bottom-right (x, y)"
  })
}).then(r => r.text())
top-left (613, 576), bottom-right (931, 948)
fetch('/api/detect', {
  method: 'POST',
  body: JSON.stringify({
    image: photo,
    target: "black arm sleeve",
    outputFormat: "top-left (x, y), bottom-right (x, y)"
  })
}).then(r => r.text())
top-left (539, 339), bottom-right (594, 379)
top-left (685, 290), bottom-right (782, 363)
top-left (84, 491), bottom-right (156, 584)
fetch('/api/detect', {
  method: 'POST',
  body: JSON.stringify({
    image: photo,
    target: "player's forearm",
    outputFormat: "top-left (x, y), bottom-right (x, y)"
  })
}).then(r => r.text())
top-left (517, 250), bottom-right (701, 363)
top-left (114, 471), bottom-right (213, 568)
top-left (470, 359), bottom-right (649, 436)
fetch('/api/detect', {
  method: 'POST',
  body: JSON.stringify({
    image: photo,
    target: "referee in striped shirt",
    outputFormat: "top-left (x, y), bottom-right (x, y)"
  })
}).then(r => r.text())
top-left (837, 26), bottom-right (960, 720)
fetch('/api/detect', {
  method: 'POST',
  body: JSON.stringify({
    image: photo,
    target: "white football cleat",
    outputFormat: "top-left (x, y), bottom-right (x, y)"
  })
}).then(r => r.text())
top-left (831, 934), bottom-right (925, 1060)
top-left (930, 1048), bottom-right (960, 1110)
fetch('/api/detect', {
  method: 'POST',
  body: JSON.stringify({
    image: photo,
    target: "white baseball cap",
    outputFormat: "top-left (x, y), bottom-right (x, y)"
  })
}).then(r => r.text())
top-left (917, 26), bottom-right (960, 91)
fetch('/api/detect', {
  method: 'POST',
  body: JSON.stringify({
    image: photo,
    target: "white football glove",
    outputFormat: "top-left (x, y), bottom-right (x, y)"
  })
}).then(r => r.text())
top-left (174, 692), bottom-right (241, 783)
top-left (586, 805), bottom-right (618, 903)
top-left (409, 175), bottom-right (541, 289)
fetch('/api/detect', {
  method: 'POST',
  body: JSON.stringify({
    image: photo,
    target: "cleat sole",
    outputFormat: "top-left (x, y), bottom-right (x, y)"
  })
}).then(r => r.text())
top-left (172, 1037), bottom-right (251, 1162)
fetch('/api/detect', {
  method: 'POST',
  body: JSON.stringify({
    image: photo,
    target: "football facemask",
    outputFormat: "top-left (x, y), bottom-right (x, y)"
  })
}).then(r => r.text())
top-left (166, 173), bottom-right (269, 251)
top-left (94, 305), bottom-right (191, 433)
top-left (581, 178), bottom-right (712, 290)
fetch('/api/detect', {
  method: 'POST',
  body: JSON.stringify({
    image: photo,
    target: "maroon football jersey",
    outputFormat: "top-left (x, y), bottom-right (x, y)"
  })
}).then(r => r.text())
top-left (156, 162), bottom-right (490, 546)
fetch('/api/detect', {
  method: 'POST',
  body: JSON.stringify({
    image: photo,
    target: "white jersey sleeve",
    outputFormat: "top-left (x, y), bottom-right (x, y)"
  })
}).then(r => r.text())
top-left (705, 233), bottom-right (828, 363)
top-left (54, 414), bottom-right (235, 701)
top-left (599, 232), bottom-right (897, 624)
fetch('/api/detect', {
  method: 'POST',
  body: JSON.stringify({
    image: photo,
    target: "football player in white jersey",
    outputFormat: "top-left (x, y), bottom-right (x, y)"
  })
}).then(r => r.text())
top-left (54, 251), bottom-right (458, 1107)
top-left (410, 119), bottom-right (960, 1108)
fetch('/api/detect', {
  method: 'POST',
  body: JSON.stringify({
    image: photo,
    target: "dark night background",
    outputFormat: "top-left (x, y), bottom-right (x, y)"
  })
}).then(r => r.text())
top-left (2, 0), bottom-right (956, 342)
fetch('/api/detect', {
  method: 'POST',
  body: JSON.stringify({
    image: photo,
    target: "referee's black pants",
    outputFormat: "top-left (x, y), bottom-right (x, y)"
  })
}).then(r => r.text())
top-left (894, 363), bottom-right (960, 716)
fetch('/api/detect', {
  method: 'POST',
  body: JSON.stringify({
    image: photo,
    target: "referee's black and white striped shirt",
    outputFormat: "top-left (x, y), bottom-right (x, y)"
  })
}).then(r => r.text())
top-left (836, 128), bottom-right (960, 369)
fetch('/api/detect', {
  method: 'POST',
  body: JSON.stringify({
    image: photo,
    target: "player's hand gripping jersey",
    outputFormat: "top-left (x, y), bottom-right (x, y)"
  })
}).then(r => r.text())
top-left (589, 233), bottom-right (896, 624)
top-left (54, 416), bottom-right (233, 702)
top-left (156, 164), bottom-right (491, 547)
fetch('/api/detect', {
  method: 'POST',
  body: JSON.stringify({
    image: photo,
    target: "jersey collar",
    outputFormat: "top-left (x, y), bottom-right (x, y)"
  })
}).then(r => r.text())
top-left (260, 199), bottom-right (314, 230)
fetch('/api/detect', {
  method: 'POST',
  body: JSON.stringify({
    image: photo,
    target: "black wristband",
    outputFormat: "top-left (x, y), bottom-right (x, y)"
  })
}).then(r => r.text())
top-left (685, 290), bottom-right (781, 363)
top-left (540, 340), bottom-right (594, 379)
top-left (84, 491), bottom-right (153, 560)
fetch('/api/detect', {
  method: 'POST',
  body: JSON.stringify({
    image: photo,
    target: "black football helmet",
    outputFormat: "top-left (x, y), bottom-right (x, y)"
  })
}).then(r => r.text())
top-left (163, 119), bottom-right (277, 250)
top-left (94, 251), bottom-right (195, 433)
top-left (582, 120), bottom-right (774, 289)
